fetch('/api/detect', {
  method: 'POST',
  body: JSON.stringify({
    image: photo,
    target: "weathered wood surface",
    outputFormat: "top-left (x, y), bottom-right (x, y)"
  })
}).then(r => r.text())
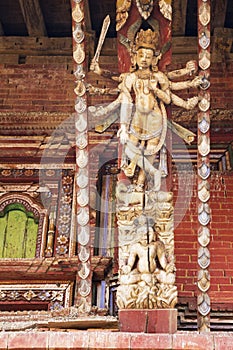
top-left (19, 0), bottom-right (47, 36)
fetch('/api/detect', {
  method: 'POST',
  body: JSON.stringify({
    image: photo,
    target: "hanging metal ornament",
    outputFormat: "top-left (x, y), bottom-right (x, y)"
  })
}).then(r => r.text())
top-left (76, 131), bottom-right (88, 149)
top-left (73, 44), bottom-right (85, 65)
top-left (198, 226), bottom-right (210, 247)
top-left (198, 116), bottom-right (210, 133)
top-left (198, 270), bottom-right (210, 293)
top-left (74, 81), bottom-right (86, 97)
top-left (136, 0), bottom-right (154, 20)
top-left (79, 279), bottom-right (91, 297)
top-left (200, 76), bottom-right (210, 90)
top-left (198, 247), bottom-right (210, 269)
top-left (75, 97), bottom-right (86, 113)
top-left (73, 23), bottom-right (84, 44)
top-left (72, 3), bottom-right (84, 23)
top-left (198, 134), bottom-right (210, 157)
top-left (78, 262), bottom-right (90, 279)
top-left (198, 316), bottom-right (210, 332)
top-left (77, 207), bottom-right (89, 226)
top-left (76, 168), bottom-right (89, 188)
top-left (78, 226), bottom-right (90, 246)
top-left (78, 245), bottom-right (90, 263)
top-left (199, 96), bottom-right (210, 112)
top-left (199, 50), bottom-right (210, 70)
top-left (198, 161), bottom-right (210, 180)
top-left (199, 3), bottom-right (210, 26)
top-left (75, 113), bottom-right (87, 132)
top-left (199, 30), bottom-right (210, 50)
top-left (74, 65), bottom-right (85, 80)
top-left (198, 203), bottom-right (211, 226)
top-left (77, 188), bottom-right (89, 207)
top-left (198, 180), bottom-right (210, 202)
top-left (76, 149), bottom-right (88, 168)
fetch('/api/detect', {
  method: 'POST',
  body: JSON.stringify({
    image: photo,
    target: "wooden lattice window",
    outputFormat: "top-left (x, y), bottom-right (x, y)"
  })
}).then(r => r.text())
top-left (0, 194), bottom-right (47, 258)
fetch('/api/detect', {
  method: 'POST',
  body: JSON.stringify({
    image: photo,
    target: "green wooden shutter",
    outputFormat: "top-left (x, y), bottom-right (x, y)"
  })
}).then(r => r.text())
top-left (0, 204), bottom-right (39, 258)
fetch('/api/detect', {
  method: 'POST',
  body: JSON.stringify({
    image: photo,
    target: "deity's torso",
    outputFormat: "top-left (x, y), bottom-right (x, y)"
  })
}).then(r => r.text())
top-left (135, 243), bottom-right (157, 274)
top-left (129, 72), bottom-right (163, 140)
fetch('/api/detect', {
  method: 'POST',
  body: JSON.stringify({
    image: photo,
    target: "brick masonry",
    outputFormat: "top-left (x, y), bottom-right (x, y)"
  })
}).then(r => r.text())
top-left (0, 63), bottom-right (75, 114)
top-left (1, 331), bottom-right (233, 349)
top-left (0, 61), bottom-right (233, 311)
top-left (174, 173), bottom-right (233, 308)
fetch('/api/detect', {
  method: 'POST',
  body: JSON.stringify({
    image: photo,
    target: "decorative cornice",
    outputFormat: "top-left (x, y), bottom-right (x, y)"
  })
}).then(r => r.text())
top-left (172, 108), bottom-right (233, 124)
top-left (0, 112), bottom-right (74, 133)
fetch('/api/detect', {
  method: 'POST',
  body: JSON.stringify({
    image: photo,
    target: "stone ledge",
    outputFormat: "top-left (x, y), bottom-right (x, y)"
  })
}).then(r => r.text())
top-left (119, 309), bottom-right (177, 333)
top-left (1, 331), bottom-right (233, 349)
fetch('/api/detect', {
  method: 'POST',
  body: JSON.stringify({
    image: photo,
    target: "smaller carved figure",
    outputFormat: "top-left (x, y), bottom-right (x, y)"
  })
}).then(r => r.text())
top-left (117, 214), bottom-right (177, 309)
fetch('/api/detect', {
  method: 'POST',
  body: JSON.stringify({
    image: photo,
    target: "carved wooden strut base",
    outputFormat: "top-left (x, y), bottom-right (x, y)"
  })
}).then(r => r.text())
top-left (116, 189), bottom-right (177, 311)
top-left (119, 308), bottom-right (177, 333)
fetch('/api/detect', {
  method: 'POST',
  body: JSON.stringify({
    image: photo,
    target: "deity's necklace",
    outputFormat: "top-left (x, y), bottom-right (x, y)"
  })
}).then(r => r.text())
top-left (135, 69), bottom-right (151, 80)
top-left (135, 71), bottom-right (153, 95)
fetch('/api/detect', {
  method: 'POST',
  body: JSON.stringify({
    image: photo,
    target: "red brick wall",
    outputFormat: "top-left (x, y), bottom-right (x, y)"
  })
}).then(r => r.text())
top-left (1, 59), bottom-right (233, 310)
top-left (211, 62), bottom-right (233, 109)
top-left (174, 172), bottom-right (233, 309)
top-left (0, 63), bottom-right (75, 113)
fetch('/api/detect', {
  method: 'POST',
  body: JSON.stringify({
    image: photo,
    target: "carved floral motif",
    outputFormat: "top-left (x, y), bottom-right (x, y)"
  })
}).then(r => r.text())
top-left (0, 283), bottom-right (72, 310)
top-left (56, 172), bottom-right (74, 256)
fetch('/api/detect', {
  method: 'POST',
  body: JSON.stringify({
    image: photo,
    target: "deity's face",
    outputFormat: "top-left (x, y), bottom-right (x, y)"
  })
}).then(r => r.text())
top-left (136, 48), bottom-right (154, 69)
top-left (138, 227), bottom-right (154, 246)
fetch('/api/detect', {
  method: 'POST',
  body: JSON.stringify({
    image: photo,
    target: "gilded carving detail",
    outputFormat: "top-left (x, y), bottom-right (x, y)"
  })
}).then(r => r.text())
top-left (158, 0), bottom-right (172, 21)
top-left (90, 15), bottom-right (202, 311)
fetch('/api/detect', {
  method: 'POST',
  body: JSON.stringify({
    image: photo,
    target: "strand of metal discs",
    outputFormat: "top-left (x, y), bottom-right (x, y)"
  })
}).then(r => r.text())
top-left (197, 0), bottom-right (211, 332)
top-left (72, 0), bottom-right (92, 313)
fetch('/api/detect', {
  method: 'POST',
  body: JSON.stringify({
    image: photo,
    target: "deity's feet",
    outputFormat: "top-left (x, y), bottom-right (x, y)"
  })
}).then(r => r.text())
top-left (135, 183), bottom-right (144, 192)
top-left (153, 169), bottom-right (161, 192)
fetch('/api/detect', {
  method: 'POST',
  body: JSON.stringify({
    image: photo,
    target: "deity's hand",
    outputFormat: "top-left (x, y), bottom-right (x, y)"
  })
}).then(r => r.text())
top-left (186, 60), bottom-right (197, 75)
top-left (189, 76), bottom-right (202, 88)
top-left (89, 60), bottom-right (102, 75)
top-left (117, 124), bottom-right (129, 144)
top-left (121, 265), bottom-right (131, 274)
top-left (165, 262), bottom-right (176, 273)
top-left (186, 96), bottom-right (199, 110)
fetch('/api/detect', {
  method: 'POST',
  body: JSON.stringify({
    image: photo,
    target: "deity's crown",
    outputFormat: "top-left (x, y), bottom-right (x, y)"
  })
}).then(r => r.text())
top-left (135, 29), bottom-right (159, 52)
top-left (134, 214), bottom-right (154, 229)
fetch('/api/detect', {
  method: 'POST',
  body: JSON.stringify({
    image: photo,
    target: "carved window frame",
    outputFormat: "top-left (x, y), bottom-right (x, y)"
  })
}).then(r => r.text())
top-left (0, 193), bottom-right (48, 258)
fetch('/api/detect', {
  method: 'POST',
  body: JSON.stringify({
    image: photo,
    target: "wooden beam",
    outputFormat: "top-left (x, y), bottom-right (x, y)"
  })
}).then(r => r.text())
top-left (18, 0), bottom-right (47, 36)
top-left (211, 0), bottom-right (227, 29)
top-left (84, 0), bottom-right (92, 31)
top-left (0, 36), bottom-right (232, 65)
top-left (172, 0), bottom-right (188, 36)
top-left (0, 21), bottom-right (4, 36)
top-left (0, 36), bottom-right (72, 56)
top-left (212, 27), bottom-right (233, 61)
top-left (172, 36), bottom-right (197, 54)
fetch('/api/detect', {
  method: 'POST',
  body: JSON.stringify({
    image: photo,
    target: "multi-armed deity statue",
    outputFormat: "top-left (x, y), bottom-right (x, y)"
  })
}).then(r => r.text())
top-left (89, 1), bottom-right (202, 312)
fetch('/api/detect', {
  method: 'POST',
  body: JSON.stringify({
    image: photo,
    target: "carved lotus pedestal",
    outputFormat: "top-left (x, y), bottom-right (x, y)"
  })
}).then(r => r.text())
top-left (118, 309), bottom-right (177, 334)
